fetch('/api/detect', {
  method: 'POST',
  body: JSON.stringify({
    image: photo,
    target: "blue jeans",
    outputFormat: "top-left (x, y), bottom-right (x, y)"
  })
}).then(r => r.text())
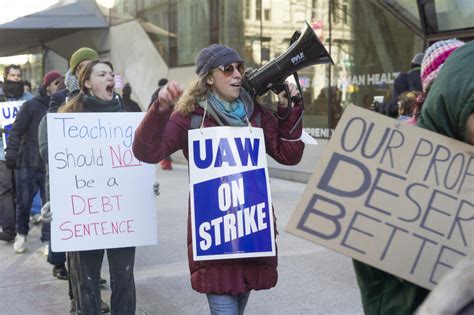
top-left (14, 168), bottom-right (46, 239)
top-left (206, 292), bottom-right (250, 315)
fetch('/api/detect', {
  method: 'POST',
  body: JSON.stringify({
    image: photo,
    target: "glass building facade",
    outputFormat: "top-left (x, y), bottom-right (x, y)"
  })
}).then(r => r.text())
top-left (106, 0), bottom-right (424, 138)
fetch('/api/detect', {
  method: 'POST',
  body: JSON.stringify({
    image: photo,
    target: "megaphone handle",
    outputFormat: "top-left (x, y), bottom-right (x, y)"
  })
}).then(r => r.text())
top-left (272, 83), bottom-right (292, 121)
top-left (292, 72), bottom-right (304, 108)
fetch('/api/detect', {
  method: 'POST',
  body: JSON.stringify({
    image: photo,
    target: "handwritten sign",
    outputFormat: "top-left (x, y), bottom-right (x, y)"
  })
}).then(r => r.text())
top-left (286, 105), bottom-right (473, 290)
top-left (0, 101), bottom-right (24, 147)
top-left (48, 113), bottom-right (157, 251)
top-left (188, 127), bottom-right (275, 261)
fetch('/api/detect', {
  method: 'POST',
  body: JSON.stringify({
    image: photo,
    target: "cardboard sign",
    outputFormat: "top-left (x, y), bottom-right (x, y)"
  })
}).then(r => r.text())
top-left (188, 126), bottom-right (275, 261)
top-left (0, 101), bottom-right (24, 147)
top-left (286, 105), bottom-right (473, 290)
top-left (48, 113), bottom-right (157, 251)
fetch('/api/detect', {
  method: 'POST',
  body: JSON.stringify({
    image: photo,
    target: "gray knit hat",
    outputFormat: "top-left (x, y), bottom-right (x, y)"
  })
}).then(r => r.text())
top-left (195, 44), bottom-right (244, 76)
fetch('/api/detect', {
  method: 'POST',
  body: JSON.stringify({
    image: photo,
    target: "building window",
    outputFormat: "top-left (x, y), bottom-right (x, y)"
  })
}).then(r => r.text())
top-left (343, 4), bottom-right (348, 24)
top-left (245, 0), bottom-right (251, 19)
top-left (256, 0), bottom-right (262, 21)
top-left (264, 8), bottom-right (271, 21)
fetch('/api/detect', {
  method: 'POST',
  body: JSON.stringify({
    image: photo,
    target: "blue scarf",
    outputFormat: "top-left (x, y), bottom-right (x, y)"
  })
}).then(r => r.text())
top-left (199, 90), bottom-right (254, 126)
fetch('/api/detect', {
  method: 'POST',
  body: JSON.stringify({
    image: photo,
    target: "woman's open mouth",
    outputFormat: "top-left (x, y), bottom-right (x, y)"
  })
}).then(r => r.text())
top-left (106, 83), bottom-right (114, 94)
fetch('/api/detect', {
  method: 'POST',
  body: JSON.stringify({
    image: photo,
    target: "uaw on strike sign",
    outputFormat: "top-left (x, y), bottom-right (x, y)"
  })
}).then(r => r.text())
top-left (0, 101), bottom-right (24, 147)
top-left (48, 113), bottom-right (157, 252)
top-left (189, 127), bottom-right (275, 261)
top-left (287, 105), bottom-right (473, 290)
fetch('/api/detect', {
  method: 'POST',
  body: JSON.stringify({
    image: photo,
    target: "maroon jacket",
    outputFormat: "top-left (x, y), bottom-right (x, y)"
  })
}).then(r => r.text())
top-left (133, 100), bottom-right (305, 295)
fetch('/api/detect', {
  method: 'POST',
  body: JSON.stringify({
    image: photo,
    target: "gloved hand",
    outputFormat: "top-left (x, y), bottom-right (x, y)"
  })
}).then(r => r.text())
top-left (153, 181), bottom-right (160, 196)
top-left (40, 201), bottom-right (52, 223)
top-left (6, 159), bottom-right (16, 170)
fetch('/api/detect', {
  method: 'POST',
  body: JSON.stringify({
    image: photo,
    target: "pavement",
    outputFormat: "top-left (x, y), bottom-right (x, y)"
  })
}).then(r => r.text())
top-left (0, 164), bottom-right (363, 314)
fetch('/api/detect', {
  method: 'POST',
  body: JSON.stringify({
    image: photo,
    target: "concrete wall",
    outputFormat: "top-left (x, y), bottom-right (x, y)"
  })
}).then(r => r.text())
top-left (109, 20), bottom-right (168, 109)
top-left (110, 20), bottom-right (199, 108)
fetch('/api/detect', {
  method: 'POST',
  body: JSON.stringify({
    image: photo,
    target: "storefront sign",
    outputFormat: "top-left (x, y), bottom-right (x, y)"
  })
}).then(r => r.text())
top-left (287, 105), bottom-right (473, 290)
top-left (304, 127), bottom-right (334, 139)
top-left (188, 127), bottom-right (275, 261)
top-left (48, 113), bottom-right (157, 251)
top-left (348, 72), bottom-right (400, 86)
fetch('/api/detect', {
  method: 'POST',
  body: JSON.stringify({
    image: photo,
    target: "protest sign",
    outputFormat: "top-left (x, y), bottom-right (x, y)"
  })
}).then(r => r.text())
top-left (188, 126), bottom-right (275, 261)
top-left (286, 105), bottom-right (473, 290)
top-left (48, 113), bottom-right (157, 251)
top-left (0, 101), bottom-right (24, 147)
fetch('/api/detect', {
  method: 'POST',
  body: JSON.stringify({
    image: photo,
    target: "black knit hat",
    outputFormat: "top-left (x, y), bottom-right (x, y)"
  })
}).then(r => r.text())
top-left (195, 44), bottom-right (244, 76)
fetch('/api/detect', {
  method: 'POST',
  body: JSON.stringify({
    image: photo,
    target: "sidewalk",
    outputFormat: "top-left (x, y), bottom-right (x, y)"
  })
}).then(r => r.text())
top-left (0, 164), bottom-right (362, 314)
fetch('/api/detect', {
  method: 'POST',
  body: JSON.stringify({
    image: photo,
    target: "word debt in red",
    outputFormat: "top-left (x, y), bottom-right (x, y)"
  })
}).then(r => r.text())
top-left (71, 194), bottom-right (123, 215)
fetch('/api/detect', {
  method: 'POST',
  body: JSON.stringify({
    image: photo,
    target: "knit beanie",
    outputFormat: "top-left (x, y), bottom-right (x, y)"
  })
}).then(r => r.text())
top-left (43, 70), bottom-right (63, 87)
top-left (69, 47), bottom-right (100, 73)
top-left (421, 39), bottom-right (464, 93)
top-left (195, 44), bottom-right (244, 76)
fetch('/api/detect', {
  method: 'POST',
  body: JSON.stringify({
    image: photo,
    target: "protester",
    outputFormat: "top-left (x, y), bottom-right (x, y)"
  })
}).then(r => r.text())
top-left (397, 91), bottom-right (423, 125)
top-left (379, 52), bottom-right (423, 117)
top-left (420, 38), bottom-right (465, 95)
top-left (150, 78), bottom-right (168, 105)
top-left (55, 60), bottom-right (135, 314)
top-left (133, 44), bottom-right (304, 314)
top-left (4, 70), bottom-right (63, 254)
top-left (37, 47), bottom-right (110, 314)
top-left (352, 38), bottom-right (466, 315)
top-left (23, 80), bottom-right (32, 94)
top-left (415, 39), bottom-right (474, 315)
top-left (0, 65), bottom-right (33, 243)
top-left (121, 83), bottom-right (141, 112)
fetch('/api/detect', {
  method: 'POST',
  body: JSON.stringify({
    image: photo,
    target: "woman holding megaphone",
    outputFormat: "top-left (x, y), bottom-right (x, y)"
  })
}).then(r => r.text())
top-left (133, 44), bottom-right (304, 314)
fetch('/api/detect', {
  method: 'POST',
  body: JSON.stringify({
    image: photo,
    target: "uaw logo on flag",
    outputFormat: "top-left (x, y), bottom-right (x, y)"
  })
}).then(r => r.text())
top-left (188, 126), bottom-right (275, 261)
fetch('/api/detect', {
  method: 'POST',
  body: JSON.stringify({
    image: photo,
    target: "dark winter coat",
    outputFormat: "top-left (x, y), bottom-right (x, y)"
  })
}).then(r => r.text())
top-left (353, 43), bottom-right (474, 315)
top-left (5, 91), bottom-right (49, 171)
top-left (49, 88), bottom-right (68, 113)
top-left (133, 98), bottom-right (304, 295)
top-left (122, 96), bottom-right (142, 112)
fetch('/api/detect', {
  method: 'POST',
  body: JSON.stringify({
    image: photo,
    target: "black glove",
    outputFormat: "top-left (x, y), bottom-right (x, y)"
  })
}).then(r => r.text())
top-left (6, 159), bottom-right (17, 170)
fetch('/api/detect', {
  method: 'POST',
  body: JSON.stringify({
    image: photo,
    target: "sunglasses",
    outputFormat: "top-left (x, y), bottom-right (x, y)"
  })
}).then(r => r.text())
top-left (217, 63), bottom-right (245, 77)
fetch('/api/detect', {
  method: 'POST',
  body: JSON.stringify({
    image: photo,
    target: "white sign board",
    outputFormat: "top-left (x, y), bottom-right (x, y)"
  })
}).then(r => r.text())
top-left (0, 101), bottom-right (24, 148)
top-left (48, 113), bottom-right (157, 251)
top-left (287, 105), bottom-right (473, 290)
top-left (188, 126), bottom-right (275, 261)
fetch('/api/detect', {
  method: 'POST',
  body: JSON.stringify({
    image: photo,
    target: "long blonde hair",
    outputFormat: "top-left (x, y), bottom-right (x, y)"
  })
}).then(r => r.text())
top-left (174, 75), bottom-right (210, 116)
top-left (59, 60), bottom-right (113, 113)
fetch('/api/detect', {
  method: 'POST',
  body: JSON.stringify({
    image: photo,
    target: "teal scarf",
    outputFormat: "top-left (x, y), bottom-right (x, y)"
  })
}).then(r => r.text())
top-left (199, 89), bottom-right (254, 126)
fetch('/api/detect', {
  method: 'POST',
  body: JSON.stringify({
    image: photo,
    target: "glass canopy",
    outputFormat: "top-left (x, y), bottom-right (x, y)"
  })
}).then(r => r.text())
top-left (380, 0), bottom-right (474, 36)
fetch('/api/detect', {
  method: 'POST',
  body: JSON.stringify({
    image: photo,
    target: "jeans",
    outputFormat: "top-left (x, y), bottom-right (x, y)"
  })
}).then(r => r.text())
top-left (14, 168), bottom-right (46, 239)
top-left (70, 247), bottom-right (136, 315)
top-left (206, 292), bottom-right (250, 315)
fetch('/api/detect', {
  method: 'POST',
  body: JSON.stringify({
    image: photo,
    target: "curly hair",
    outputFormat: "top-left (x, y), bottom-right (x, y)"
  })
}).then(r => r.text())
top-left (174, 74), bottom-right (211, 116)
top-left (398, 90), bottom-right (423, 118)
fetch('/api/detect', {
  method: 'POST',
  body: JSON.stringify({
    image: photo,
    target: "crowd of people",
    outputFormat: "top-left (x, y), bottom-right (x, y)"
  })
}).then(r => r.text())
top-left (0, 37), bottom-right (472, 315)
